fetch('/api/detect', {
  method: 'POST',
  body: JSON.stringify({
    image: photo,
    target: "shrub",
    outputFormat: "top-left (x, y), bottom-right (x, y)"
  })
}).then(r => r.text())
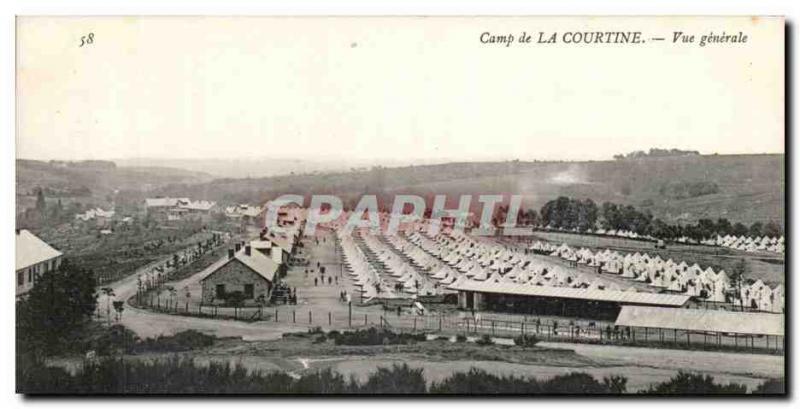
top-left (358, 364), bottom-right (426, 394)
top-left (17, 356), bottom-right (631, 395)
top-left (87, 325), bottom-right (139, 355)
top-left (455, 334), bottom-right (467, 343)
top-left (543, 372), bottom-right (616, 394)
top-left (431, 368), bottom-right (627, 394)
top-left (513, 334), bottom-right (540, 347)
top-left (752, 378), bottom-right (785, 394)
top-left (602, 375), bottom-right (628, 394)
top-left (642, 372), bottom-right (748, 395)
top-left (135, 330), bottom-right (216, 353)
top-left (332, 328), bottom-right (425, 346)
top-left (431, 368), bottom-right (538, 394)
top-left (475, 335), bottom-right (494, 346)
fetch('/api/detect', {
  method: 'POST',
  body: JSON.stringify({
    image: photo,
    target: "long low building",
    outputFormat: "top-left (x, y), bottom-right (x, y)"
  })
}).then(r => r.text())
top-left (615, 305), bottom-right (784, 337)
top-left (449, 279), bottom-right (690, 320)
top-left (614, 305), bottom-right (784, 352)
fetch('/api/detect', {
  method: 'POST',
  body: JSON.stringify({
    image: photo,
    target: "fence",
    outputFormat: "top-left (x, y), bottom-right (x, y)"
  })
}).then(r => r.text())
top-left (128, 297), bottom-right (784, 355)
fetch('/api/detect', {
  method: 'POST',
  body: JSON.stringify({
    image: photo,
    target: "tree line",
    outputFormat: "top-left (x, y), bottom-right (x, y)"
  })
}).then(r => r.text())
top-left (613, 148), bottom-right (700, 160)
top-left (531, 196), bottom-right (783, 241)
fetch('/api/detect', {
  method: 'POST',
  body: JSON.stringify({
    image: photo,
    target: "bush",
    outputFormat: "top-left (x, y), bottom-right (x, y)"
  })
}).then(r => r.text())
top-left (431, 368), bottom-right (537, 394)
top-left (358, 364), bottom-right (426, 394)
top-left (475, 335), bottom-right (494, 346)
top-left (431, 368), bottom-right (627, 394)
top-left (18, 356), bottom-right (632, 395)
top-left (542, 372), bottom-right (616, 394)
top-left (513, 334), bottom-right (540, 347)
top-left (455, 334), bottom-right (467, 343)
top-left (332, 328), bottom-right (425, 346)
top-left (752, 378), bottom-right (785, 394)
top-left (87, 325), bottom-right (139, 355)
top-left (136, 330), bottom-right (216, 353)
top-left (641, 372), bottom-right (748, 395)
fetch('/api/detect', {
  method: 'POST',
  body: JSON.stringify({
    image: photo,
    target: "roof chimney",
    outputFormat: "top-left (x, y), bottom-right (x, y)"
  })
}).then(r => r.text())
top-left (245, 245), bottom-right (251, 256)
top-left (228, 248), bottom-right (234, 259)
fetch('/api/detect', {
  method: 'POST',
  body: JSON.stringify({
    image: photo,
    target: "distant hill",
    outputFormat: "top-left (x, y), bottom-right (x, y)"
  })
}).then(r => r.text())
top-left (15, 159), bottom-right (213, 216)
top-left (149, 153), bottom-right (784, 227)
top-left (112, 157), bottom-right (451, 178)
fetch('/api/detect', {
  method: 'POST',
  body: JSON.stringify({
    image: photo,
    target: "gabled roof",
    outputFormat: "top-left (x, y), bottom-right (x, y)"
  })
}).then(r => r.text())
top-left (200, 248), bottom-right (278, 283)
top-left (16, 229), bottom-right (62, 270)
top-left (179, 200), bottom-right (216, 211)
top-left (145, 197), bottom-right (190, 208)
top-left (265, 234), bottom-right (293, 254)
top-left (615, 306), bottom-right (784, 336)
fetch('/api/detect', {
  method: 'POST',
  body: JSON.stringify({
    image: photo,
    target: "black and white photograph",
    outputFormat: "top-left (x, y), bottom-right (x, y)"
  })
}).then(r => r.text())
top-left (10, 14), bottom-right (788, 396)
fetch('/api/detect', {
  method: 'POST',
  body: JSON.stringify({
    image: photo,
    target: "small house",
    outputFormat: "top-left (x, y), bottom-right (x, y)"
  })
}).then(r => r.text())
top-left (200, 243), bottom-right (278, 306)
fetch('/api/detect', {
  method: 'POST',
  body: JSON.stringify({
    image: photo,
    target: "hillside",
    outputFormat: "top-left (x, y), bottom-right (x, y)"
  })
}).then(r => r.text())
top-left (15, 159), bottom-right (214, 216)
top-left (151, 154), bottom-right (784, 227)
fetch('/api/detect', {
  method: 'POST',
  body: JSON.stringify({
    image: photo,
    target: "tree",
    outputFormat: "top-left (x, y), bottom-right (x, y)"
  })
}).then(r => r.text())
top-left (731, 222), bottom-right (749, 237)
top-left (112, 301), bottom-right (125, 322)
top-left (762, 221), bottom-right (783, 238)
top-left (730, 259), bottom-right (747, 311)
top-left (35, 188), bottom-right (46, 216)
top-left (101, 287), bottom-right (116, 325)
top-left (749, 222), bottom-right (763, 238)
top-left (16, 260), bottom-right (97, 361)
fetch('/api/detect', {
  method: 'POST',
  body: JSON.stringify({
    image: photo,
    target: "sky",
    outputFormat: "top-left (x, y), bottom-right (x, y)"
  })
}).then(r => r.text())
top-left (16, 16), bottom-right (784, 162)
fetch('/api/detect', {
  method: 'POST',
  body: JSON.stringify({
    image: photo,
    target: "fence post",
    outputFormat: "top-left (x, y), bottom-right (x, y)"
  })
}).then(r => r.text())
top-left (329, 311), bottom-right (332, 326)
top-left (293, 310), bottom-right (296, 323)
top-left (413, 317), bottom-right (417, 332)
top-left (348, 302), bottom-right (352, 328)
top-left (439, 315), bottom-right (442, 332)
top-left (309, 310), bottom-right (312, 324)
top-left (364, 314), bottom-right (367, 326)
top-left (275, 309), bottom-right (278, 322)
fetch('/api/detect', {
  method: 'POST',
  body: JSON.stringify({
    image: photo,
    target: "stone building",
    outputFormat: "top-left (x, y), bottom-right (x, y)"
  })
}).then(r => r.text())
top-left (200, 242), bottom-right (278, 306)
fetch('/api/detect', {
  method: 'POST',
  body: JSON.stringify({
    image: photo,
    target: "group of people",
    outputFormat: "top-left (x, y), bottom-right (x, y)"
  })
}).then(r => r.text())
top-left (271, 282), bottom-right (298, 305)
top-left (312, 274), bottom-right (338, 286)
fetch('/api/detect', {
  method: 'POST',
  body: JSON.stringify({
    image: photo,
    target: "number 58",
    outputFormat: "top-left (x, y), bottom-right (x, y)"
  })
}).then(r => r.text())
top-left (79, 33), bottom-right (94, 47)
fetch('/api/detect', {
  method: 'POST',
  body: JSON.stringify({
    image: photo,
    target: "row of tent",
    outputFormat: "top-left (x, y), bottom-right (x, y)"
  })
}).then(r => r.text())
top-left (700, 235), bottom-right (785, 254)
top-left (338, 231), bottom-right (396, 300)
top-left (360, 233), bottom-right (440, 296)
top-left (541, 226), bottom-right (654, 241)
top-left (535, 240), bottom-right (784, 312)
top-left (402, 229), bottom-right (632, 294)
